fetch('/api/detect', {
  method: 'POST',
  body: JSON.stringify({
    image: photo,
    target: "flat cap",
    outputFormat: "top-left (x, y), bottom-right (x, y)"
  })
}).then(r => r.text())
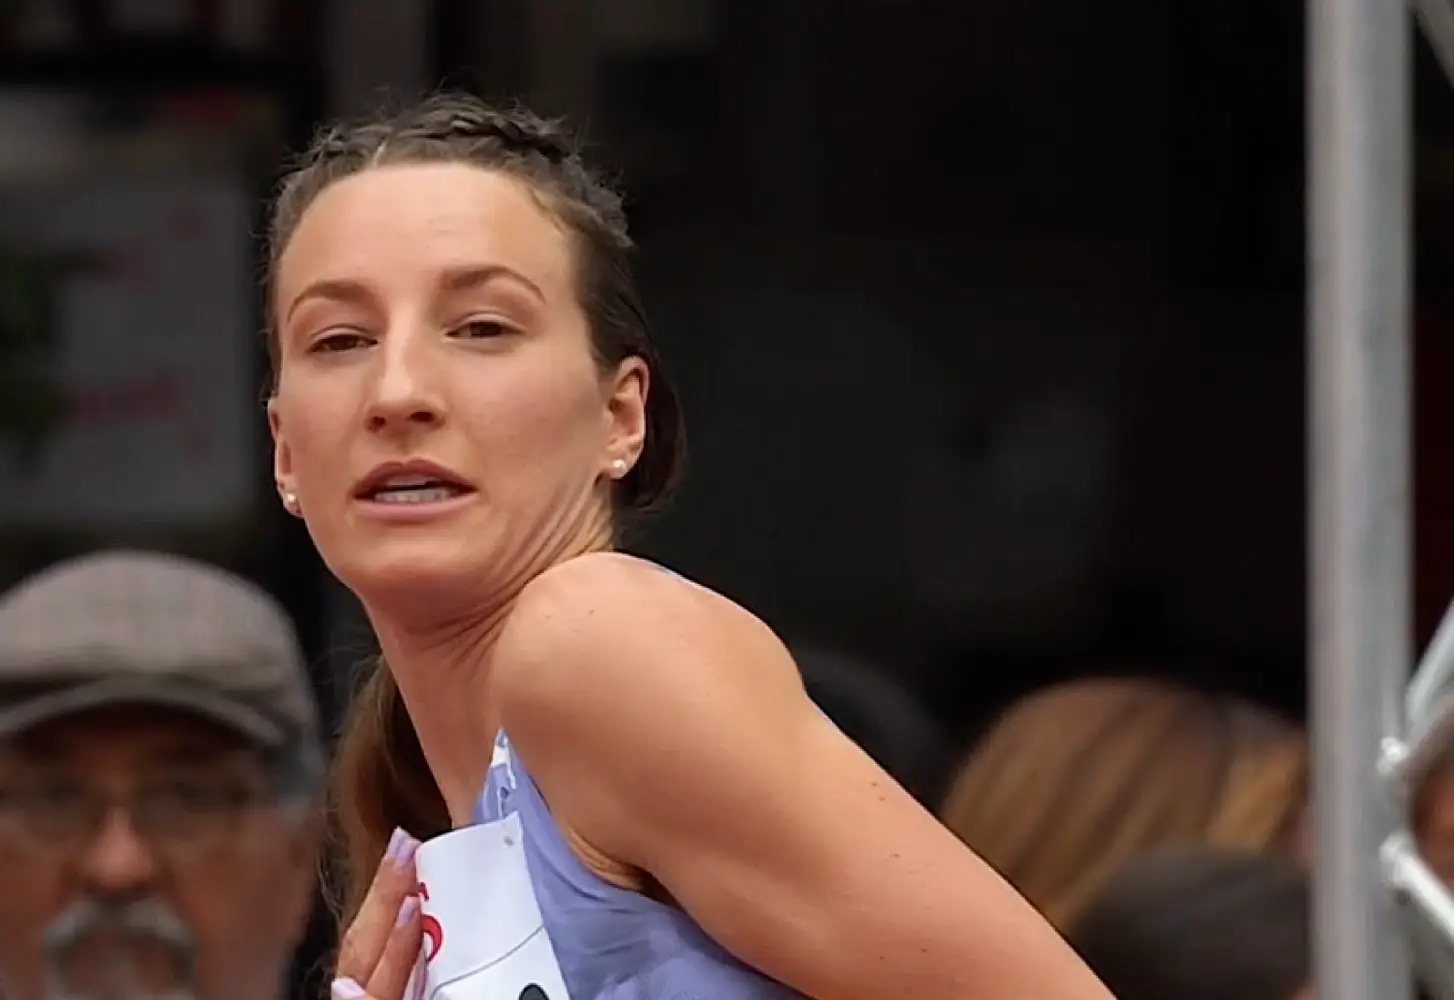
top-left (0, 550), bottom-right (319, 753)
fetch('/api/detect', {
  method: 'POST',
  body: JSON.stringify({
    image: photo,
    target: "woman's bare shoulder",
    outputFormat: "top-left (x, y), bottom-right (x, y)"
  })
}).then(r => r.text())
top-left (491, 551), bottom-right (801, 732)
top-left (504, 553), bottom-right (775, 661)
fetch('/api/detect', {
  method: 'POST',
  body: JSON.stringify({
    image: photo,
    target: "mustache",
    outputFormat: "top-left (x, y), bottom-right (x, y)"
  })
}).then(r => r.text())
top-left (44, 899), bottom-right (195, 959)
top-left (43, 898), bottom-right (197, 1000)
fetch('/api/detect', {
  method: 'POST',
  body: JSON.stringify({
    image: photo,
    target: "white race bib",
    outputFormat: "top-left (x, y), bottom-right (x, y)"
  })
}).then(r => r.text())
top-left (415, 811), bottom-right (573, 1000)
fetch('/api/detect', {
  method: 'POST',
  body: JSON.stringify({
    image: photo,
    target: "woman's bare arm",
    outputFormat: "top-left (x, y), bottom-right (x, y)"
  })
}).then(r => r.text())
top-left (495, 555), bottom-right (1113, 1000)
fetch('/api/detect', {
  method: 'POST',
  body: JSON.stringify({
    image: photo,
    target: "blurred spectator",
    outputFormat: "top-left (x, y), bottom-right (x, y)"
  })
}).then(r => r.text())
top-left (0, 551), bottom-right (324, 1000)
top-left (940, 676), bottom-right (1306, 925)
top-left (1067, 848), bottom-right (1309, 1000)
top-left (791, 641), bottom-right (951, 804)
top-left (1415, 746), bottom-right (1454, 885)
top-left (1406, 693), bottom-right (1454, 897)
top-left (1390, 687), bottom-right (1454, 890)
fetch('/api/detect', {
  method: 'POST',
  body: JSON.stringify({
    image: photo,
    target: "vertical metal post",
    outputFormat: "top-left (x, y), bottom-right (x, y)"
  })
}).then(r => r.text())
top-left (1309, 0), bottom-right (1413, 997)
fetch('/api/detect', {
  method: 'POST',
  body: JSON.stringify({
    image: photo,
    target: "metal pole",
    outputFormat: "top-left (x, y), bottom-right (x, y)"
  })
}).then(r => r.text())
top-left (1309, 0), bottom-right (1413, 997)
top-left (1409, 597), bottom-right (1454, 729)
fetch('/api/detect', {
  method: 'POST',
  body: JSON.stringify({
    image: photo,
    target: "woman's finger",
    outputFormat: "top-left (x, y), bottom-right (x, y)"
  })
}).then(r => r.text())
top-left (331, 977), bottom-right (377, 1000)
top-left (402, 944), bottom-right (427, 1000)
top-left (336, 828), bottom-right (420, 983)
top-left (366, 894), bottom-right (424, 1000)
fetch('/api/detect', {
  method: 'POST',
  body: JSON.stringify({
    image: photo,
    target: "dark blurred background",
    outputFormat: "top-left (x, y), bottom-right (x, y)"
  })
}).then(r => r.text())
top-left (0, 0), bottom-right (1451, 991)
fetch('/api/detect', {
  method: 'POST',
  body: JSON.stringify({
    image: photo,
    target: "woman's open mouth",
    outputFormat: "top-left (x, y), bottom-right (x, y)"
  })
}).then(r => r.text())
top-left (362, 474), bottom-right (475, 505)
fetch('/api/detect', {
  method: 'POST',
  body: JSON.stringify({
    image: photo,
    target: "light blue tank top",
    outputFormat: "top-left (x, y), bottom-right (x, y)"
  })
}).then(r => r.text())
top-left (473, 730), bottom-right (805, 1000)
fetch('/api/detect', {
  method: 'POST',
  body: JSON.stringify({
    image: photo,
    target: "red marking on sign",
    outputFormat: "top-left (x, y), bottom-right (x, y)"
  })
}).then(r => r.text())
top-left (418, 881), bottom-right (443, 962)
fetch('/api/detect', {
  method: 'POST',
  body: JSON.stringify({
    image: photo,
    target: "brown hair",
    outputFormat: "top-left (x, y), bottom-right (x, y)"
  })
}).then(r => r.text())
top-left (1068, 848), bottom-right (1309, 1000)
top-left (939, 677), bottom-right (1307, 927)
top-left (263, 92), bottom-right (686, 930)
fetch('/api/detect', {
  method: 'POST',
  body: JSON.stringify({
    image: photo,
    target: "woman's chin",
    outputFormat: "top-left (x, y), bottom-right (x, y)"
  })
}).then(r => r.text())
top-left (326, 541), bottom-right (492, 619)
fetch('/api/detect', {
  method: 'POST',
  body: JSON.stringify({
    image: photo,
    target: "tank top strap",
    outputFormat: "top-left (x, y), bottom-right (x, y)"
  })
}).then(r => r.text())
top-left (479, 730), bottom-right (646, 906)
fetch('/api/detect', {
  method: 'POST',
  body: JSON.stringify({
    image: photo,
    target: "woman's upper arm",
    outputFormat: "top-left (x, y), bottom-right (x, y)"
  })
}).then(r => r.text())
top-left (496, 556), bottom-right (1111, 1000)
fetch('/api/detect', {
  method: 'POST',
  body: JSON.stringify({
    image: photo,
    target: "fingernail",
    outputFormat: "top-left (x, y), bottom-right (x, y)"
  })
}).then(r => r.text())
top-left (396, 894), bottom-right (420, 928)
top-left (409, 949), bottom-right (428, 1000)
top-left (395, 836), bottom-right (420, 870)
top-left (332, 978), bottom-right (365, 1000)
top-left (386, 827), bottom-right (419, 869)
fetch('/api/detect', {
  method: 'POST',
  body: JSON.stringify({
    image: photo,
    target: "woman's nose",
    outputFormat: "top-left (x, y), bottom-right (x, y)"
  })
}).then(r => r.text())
top-left (365, 332), bottom-right (447, 433)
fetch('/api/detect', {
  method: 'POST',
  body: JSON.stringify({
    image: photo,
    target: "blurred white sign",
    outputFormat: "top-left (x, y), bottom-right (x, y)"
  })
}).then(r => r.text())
top-left (415, 813), bottom-right (573, 1000)
top-left (0, 177), bottom-right (257, 530)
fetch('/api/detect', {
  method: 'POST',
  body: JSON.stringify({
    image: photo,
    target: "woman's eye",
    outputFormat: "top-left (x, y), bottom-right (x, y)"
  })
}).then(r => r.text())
top-left (309, 331), bottom-right (371, 353)
top-left (452, 318), bottom-right (512, 340)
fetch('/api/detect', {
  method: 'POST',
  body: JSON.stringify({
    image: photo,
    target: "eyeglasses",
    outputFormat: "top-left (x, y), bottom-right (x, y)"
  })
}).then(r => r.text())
top-left (0, 769), bottom-right (276, 859)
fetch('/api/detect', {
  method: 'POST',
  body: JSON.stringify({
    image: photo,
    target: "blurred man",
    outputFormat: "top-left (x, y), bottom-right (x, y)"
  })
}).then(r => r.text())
top-left (0, 551), bottom-right (324, 1000)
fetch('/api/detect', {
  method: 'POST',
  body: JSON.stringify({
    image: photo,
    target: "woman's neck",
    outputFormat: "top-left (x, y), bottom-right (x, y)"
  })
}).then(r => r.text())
top-left (369, 602), bottom-right (512, 826)
top-left (362, 524), bottom-right (616, 825)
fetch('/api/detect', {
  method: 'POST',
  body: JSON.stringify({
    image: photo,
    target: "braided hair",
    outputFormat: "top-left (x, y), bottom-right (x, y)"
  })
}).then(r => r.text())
top-left (270, 97), bottom-right (622, 263)
top-left (263, 92), bottom-right (685, 930)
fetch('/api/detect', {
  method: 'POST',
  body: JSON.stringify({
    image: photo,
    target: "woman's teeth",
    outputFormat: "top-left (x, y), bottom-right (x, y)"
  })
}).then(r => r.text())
top-left (371, 486), bottom-right (460, 504)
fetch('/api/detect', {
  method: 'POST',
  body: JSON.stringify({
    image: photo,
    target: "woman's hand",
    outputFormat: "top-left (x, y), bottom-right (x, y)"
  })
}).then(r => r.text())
top-left (332, 828), bottom-right (424, 1000)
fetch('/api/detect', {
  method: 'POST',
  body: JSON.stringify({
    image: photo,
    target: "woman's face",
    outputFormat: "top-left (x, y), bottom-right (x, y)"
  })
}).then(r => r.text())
top-left (267, 163), bottom-right (646, 613)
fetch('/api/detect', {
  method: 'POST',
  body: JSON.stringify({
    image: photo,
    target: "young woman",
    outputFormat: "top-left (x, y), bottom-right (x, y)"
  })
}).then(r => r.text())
top-left (941, 677), bottom-right (1308, 927)
top-left (265, 91), bottom-right (1113, 1000)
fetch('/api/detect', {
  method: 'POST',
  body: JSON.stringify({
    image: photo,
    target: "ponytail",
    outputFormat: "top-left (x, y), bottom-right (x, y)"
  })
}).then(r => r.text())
top-left (325, 659), bottom-right (450, 929)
